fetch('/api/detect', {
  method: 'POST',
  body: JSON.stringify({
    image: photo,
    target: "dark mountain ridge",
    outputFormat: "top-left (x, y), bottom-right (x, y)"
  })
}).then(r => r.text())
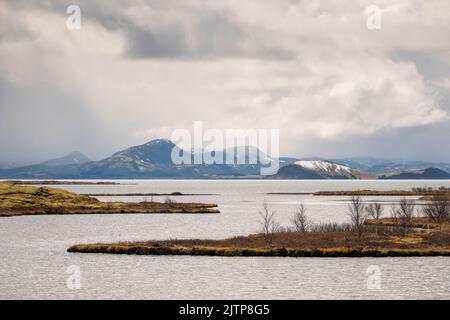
top-left (1, 140), bottom-right (449, 179)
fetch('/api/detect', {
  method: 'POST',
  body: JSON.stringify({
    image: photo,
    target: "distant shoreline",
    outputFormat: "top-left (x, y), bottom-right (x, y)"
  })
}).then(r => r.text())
top-left (84, 192), bottom-right (217, 197)
top-left (5, 180), bottom-right (120, 185)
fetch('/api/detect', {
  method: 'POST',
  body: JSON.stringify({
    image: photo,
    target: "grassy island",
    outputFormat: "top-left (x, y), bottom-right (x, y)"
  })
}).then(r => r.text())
top-left (0, 182), bottom-right (219, 217)
top-left (68, 217), bottom-right (450, 257)
top-left (314, 187), bottom-right (450, 197)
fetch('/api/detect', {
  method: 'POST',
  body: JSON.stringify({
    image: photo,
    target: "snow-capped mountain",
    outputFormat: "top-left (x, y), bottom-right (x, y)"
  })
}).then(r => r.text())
top-left (273, 160), bottom-right (367, 179)
top-left (295, 160), bottom-right (354, 177)
top-left (202, 145), bottom-right (272, 165)
top-left (108, 139), bottom-right (178, 166)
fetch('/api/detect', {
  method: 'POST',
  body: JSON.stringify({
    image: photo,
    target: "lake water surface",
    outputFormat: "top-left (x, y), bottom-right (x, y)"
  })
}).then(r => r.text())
top-left (1, 180), bottom-right (449, 299)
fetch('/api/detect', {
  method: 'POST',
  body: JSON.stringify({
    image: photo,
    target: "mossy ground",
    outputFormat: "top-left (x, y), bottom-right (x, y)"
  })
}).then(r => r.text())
top-left (0, 182), bottom-right (219, 216)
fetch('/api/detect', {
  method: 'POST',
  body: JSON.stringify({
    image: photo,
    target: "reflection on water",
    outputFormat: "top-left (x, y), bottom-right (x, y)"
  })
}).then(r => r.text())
top-left (0, 180), bottom-right (449, 299)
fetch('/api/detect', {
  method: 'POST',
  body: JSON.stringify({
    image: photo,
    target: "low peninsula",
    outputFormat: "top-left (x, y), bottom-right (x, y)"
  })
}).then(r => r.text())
top-left (313, 187), bottom-right (450, 196)
top-left (68, 217), bottom-right (450, 257)
top-left (0, 182), bottom-right (219, 217)
top-left (6, 180), bottom-right (120, 185)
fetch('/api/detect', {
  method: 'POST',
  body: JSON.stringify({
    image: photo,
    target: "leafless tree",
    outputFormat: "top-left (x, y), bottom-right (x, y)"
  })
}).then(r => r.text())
top-left (392, 198), bottom-right (415, 231)
top-left (366, 202), bottom-right (384, 220)
top-left (347, 196), bottom-right (367, 238)
top-left (366, 202), bottom-right (384, 235)
top-left (422, 194), bottom-right (450, 232)
top-left (291, 203), bottom-right (310, 233)
top-left (259, 200), bottom-right (280, 247)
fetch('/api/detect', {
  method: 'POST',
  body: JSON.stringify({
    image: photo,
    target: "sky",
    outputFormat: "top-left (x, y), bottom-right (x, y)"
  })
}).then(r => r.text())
top-left (1, 0), bottom-right (450, 163)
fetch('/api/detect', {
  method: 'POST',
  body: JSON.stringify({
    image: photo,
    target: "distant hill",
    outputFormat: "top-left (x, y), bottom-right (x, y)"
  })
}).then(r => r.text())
top-left (0, 161), bottom-right (22, 170)
top-left (0, 151), bottom-right (91, 179)
top-left (271, 160), bottom-right (367, 179)
top-left (41, 151), bottom-right (91, 166)
top-left (378, 168), bottom-right (450, 180)
top-left (331, 157), bottom-right (450, 174)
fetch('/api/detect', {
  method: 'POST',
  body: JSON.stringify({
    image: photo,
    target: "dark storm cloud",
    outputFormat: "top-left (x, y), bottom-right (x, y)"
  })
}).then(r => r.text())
top-left (4, 0), bottom-right (294, 60)
top-left (123, 8), bottom-right (295, 60)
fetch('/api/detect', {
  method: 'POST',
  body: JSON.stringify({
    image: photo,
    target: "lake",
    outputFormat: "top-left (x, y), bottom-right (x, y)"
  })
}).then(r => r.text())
top-left (1, 179), bottom-right (449, 299)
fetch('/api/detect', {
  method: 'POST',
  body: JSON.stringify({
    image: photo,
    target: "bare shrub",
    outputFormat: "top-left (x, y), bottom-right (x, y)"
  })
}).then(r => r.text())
top-left (259, 201), bottom-right (280, 247)
top-left (291, 203), bottom-right (310, 233)
top-left (392, 198), bottom-right (415, 231)
top-left (422, 194), bottom-right (450, 231)
top-left (165, 196), bottom-right (175, 204)
top-left (347, 196), bottom-right (367, 238)
top-left (309, 222), bottom-right (353, 233)
top-left (366, 202), bottom-right (383, 220)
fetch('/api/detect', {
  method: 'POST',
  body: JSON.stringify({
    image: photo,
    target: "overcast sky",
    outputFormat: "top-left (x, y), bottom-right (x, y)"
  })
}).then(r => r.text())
top-left (1, 0), bottom-right (450, 163)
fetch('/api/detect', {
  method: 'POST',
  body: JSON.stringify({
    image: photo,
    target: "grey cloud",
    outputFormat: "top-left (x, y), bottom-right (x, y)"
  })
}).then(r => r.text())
top-left (126, 24), bottom-right (188, 59)
top-left (4, 0), bottom-right (295, 60)
top-left (0, 78), bottom-right (108, 162)
top-left (291, 123), bottom-right (450, 162)
top-left (123, 5), bottom-right (295, 60)
top-left (0, 6), bottom-right (35, 43)
top-left (391, 50), bottom-right (450, 80)
top-left (1, 0), bottom-right (450, 163)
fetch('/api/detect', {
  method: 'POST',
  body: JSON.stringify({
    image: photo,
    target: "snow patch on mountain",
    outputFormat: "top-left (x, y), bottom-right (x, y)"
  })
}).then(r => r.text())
top-left (294, 160), bottom-right (354, 176)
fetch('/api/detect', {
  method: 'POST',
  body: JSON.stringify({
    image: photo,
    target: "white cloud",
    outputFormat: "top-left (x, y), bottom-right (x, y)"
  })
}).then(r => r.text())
top-left (0, 0), bottom-right (449, 161)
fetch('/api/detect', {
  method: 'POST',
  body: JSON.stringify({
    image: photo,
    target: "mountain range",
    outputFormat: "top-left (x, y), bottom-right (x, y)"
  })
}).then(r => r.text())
top-left (0, 139), bottom-right (449, 179)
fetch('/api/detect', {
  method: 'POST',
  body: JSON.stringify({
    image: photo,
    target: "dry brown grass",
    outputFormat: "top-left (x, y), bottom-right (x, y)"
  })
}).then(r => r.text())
top-left (68, 218), bottom-right (450, 257)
